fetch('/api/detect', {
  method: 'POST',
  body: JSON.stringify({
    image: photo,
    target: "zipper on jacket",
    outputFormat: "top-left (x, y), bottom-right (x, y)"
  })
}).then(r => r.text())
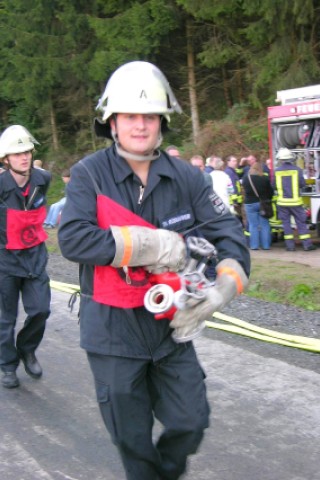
top-left (138, 185), bottom-right (144, 205)
top-left (25, 186), bottom-right (40, 210)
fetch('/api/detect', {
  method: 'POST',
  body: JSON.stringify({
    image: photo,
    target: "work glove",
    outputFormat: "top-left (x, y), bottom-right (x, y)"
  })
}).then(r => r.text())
top-left (170, 258), bottom-right (249, 343)
top-left (110, 226), bottom-right (187, 273)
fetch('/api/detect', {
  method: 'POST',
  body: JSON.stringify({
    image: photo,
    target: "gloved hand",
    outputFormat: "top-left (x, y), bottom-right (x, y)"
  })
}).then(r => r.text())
top-left (170, 258), bottom-right (249, 343)
top-left (110, 226), bottom-right (186, 273)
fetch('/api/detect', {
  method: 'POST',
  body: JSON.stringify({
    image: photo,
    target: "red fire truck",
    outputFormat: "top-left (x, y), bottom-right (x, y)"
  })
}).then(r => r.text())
top-left (268, 85), bottom-right (320, 235)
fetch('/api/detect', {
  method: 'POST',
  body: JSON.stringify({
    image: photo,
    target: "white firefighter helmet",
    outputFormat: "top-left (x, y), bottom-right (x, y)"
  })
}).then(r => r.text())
top-left (276, 147), bottom-right (295, 162)
top-left (96, 61), bottom-right (182, 123)
top-left (0, 125), bottom-right (39, 159)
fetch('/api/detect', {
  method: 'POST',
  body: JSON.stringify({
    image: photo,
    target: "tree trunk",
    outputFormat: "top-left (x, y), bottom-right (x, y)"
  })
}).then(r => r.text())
top-left (186, 19), bottom-right (200, 145)
top-left (222, 67), bottom-right (232, 109)
top-left (50, 101), bottom-right (59, 151)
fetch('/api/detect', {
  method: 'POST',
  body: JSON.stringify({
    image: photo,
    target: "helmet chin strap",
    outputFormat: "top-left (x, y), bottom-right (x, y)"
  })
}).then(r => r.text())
top-left (115, 140), bottom-right (161, 162)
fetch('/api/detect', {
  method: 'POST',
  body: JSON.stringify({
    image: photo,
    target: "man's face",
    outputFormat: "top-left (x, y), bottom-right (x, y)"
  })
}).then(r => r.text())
top-left (191, 158), bottom-right (205, 171)
top-left (228, 156), bottom-right (238, 169)
top-left (5, 151), bottom-right (33, 174)
top-left (167, 148), bottom-right (180, 157)
top-left (110, 113), bottom-right (161, 156)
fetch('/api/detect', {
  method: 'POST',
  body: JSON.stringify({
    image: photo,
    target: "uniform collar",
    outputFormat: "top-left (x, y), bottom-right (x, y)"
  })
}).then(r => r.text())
top-left (1, 167), bottom-right (48, 192)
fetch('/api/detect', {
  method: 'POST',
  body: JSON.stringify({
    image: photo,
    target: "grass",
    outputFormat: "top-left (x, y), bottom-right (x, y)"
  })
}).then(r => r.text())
top-left (46, 230), bottom-right (320, 311)
top-left (248, 259), bottom-right (320, 311)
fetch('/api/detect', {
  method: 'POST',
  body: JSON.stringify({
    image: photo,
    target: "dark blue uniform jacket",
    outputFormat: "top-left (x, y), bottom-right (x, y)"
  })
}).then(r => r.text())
top-left (58, 146), bottom-right (250, 360)
top-left (0, 168), bottom-right (51, 278)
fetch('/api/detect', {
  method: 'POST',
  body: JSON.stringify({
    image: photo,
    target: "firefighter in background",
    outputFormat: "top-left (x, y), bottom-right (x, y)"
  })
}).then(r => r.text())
top-left (239, 154), bottom-right (270, 178)
top-left (58, 61), bottom-right (250, 480)
top-left (0, 125), bottom-right (51, 389)
top-left (274, 148), bottom-right (316, 251)
top-left (224, 155), bottom-right (243, 222)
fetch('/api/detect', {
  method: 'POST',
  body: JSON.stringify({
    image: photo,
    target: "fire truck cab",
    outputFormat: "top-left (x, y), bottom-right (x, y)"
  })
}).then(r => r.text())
top-left (268, 85), bottom-right (320, 235)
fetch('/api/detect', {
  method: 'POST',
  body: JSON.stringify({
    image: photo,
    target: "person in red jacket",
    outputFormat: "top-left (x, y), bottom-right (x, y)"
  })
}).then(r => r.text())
top-left (0, 125), bottom-right (51, 389)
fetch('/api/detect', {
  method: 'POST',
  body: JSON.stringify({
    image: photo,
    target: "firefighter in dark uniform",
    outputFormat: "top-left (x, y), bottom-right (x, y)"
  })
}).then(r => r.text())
top-left (58, 61), bottom-right (250, 480)
top-left (274, 148), bottom-right (316, 251)
top-left (0, 125), bottom-right (51, 389)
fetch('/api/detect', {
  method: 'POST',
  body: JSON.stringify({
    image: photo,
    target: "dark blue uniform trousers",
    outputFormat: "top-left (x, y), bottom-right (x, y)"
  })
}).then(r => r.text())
top-left (277, 205), bottom-right (312, 249)
top-left (87, 343), bottom-right (210, 480)
top-left (0, 271), bottom-right (51, 372)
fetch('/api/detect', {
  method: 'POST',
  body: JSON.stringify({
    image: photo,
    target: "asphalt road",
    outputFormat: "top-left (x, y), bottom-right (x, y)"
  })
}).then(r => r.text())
top-left (1, 289), bottom-right (319, 480)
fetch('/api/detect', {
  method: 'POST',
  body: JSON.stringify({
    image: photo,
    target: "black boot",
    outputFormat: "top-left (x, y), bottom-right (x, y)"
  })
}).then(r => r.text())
top-left (303, 244), bottom-right (316, 251)
top-left (2, 371), bottom-right (20, 388)
top-left (19, 351), bottom-right (43, 379)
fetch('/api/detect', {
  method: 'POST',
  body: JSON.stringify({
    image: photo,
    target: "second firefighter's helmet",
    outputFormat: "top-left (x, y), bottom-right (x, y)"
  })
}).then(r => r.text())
top-left (276, 147), bottom-right (295, 162)
top-left (0, 125), bottom-right (39, 159)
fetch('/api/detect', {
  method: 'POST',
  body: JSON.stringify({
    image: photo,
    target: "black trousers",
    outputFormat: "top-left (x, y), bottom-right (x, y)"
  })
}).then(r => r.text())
top-left (0, 271), bottom-right (51, 372)
top-left (87, 343), bottom-right (210, 480)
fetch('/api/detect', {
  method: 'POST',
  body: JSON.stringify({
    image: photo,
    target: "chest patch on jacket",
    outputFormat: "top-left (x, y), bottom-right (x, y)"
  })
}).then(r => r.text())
top-left (160, 209), bottom-right (194, 231)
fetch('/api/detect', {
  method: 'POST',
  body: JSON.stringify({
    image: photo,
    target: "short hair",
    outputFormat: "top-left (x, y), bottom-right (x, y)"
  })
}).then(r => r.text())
top-left (225, 155), bottom-right (237, 163)
top-left (165, 145), bottom-right (180, 156)
top-left (190, 155), bottom-right (205, 164)
top-left (61, 169), bottom-right (70, 177)
top-left (210, 156), bottom-right (224, 170)
top-left (33, 159), bottom-right (43, 168)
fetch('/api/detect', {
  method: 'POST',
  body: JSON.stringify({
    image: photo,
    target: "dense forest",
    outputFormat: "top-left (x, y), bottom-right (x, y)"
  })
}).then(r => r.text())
top-left (1, 0), bottom-right (320, 171)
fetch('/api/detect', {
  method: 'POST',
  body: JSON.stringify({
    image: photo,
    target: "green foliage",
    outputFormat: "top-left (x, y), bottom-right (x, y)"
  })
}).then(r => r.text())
top-left (46, 175), bottom-right (66, 205)
top-left (1, 0), bottom-right (320, 163)
top-left (87, 0), bottom-right (178, 82)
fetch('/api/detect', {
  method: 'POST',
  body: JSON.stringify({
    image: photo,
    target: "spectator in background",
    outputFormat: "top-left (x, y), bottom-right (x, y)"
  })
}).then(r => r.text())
top-left (265, 158), bottom-right (273, 181)
top-left (204, 156), bottom-right (217, 173)
top-left (44, 169), bottom-right (70, 229)
top-left (33, 159), bottom-right (44, 169)
top-left (190, 155), bottom-right (213, 187)
top-left (209, 156), bottom-right (234, 210)
top-left (165, 145), bottom-right (182, 158)
top-left (265, 158), bottom-right (272, 170)
top-left (242, 161), bottom-right (273, 250)
top-left (240, 154), bottom-right (270, 178)
top-left (224, 155), bottom-right (243, 222)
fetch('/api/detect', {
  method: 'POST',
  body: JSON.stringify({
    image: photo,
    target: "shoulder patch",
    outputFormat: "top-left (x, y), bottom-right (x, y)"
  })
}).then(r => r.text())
top-left (209, 192), bottom-right (228, 215)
